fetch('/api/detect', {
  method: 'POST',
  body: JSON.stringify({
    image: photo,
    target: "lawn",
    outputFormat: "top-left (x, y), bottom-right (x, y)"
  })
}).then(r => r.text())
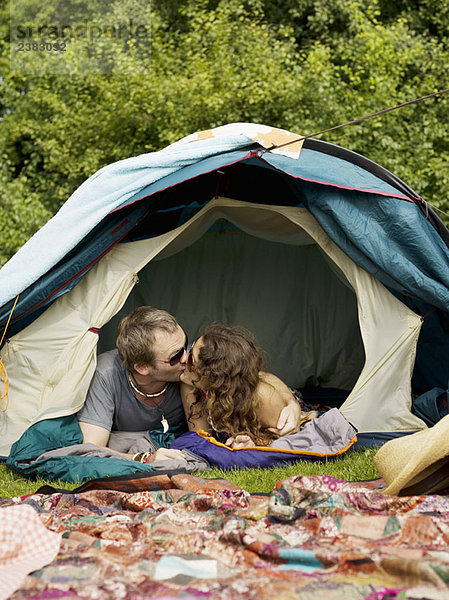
top-left (0, 447), bottom-right (380, 497)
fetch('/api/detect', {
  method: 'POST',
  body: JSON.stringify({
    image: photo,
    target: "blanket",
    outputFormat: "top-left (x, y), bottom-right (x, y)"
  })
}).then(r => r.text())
top-left (7, 409), bottom-right (357, 482)
top-left (1, 473), bottom-right (448, 599)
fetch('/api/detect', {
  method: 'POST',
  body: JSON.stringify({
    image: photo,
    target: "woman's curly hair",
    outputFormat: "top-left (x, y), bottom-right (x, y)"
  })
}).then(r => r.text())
top-left (189, 323), bottom-right (274, 445)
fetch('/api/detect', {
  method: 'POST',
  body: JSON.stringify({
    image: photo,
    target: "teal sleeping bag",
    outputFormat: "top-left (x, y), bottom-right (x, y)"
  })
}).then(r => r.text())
top-left (6, 415), bottom-right (158, 483)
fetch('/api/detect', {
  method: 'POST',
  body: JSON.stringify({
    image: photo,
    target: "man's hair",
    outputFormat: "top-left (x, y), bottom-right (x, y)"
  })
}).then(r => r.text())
top-left (116, 306), bottom-right (179, 372)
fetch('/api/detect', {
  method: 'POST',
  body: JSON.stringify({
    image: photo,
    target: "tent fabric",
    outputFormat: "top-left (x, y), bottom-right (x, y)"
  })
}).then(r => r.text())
top-left (1, 122), bottom-right (449, 459)
top-left (257, 151), bottom-right (415, 200)
top-left (0, 148), bottom-right (252, 338)
top-left (411, 386), bottom-right (449, 427)
top-left (101, 225), bottom-right (366, 390)
top-left (0, 123), bottom-right (304, 318)
top-left (302, 186), bottom-right (449, 312)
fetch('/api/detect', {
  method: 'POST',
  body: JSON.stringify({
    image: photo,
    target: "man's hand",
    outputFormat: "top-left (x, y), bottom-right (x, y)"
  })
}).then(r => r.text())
top-left (267, 402), bottom-right (301, 436)
top-left (148, 448), bottom-right (187, 463)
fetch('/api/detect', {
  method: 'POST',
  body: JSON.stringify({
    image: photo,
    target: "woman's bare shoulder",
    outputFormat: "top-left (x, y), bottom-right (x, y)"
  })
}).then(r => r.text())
top-left (256, 372), bottom-right (291, 405)
top-left (258, 372), bottom-right (293, 396)
top-left (256, 373), bottom-right (299, 430)
top-left (254, 373), bottom-right (288, 428)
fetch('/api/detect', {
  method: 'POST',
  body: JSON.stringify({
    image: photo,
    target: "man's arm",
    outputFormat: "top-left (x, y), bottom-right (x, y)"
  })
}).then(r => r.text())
top-left (77, 358), bottom-right (134, 456)
top-left (270, 397), bottom-right (302, 436)
top-left (78, 420), bottom-right (133, 458)
top-left (78, 420), bottom-right (186, 462)
top-left (77, 397), bottom-right (134, 457)
top-left (78, 421), bottom-right (111, 447)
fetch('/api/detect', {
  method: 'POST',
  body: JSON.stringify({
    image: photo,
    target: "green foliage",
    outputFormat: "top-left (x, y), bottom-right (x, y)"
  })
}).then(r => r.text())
top-left (0, 162), bottom-right (51, 265)
top-left (0, 0), bottom-right (448, 264)
top-left (378, 0), bottom-right (449, 38)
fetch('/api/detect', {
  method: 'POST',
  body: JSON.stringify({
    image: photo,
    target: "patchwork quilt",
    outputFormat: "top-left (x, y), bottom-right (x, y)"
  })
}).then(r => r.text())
top-left (1, 473), bottom-right (449, 599)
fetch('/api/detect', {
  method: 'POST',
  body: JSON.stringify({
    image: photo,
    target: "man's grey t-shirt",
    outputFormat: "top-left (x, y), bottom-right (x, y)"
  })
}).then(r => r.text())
top-left (77, 349), bottom-right (186, 432)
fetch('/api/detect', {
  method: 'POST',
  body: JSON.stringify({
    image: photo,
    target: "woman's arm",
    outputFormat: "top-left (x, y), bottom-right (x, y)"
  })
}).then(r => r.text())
top-left (180, 381), bottom-right (211, 432)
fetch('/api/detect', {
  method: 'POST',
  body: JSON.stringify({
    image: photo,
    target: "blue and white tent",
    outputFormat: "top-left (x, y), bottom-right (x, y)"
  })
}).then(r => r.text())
top-left (1, 123), bottom-right (449, 456)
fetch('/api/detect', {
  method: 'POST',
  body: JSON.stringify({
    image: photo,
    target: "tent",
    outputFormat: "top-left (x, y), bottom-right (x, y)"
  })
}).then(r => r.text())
top-left (1, 122), bottom-right (449, 458)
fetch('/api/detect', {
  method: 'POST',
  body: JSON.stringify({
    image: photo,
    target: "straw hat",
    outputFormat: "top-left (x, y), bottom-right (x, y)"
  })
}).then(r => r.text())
top-left (374, 414), bottom-right (449, 496)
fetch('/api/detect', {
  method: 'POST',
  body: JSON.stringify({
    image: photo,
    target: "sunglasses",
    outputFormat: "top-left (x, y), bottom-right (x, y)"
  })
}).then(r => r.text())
top-left (161, 334), bottom-right (188, 366)
top-left (187, 339), bottom-right (197, 371)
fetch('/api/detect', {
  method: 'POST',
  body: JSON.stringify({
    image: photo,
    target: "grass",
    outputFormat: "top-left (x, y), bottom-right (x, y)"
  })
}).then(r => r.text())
top-left (196, 447), bottom-right (380, 493)
top-left (0, 465), bottom-right (77, 497)
top-left (0, 447), bottom-right (379, 497)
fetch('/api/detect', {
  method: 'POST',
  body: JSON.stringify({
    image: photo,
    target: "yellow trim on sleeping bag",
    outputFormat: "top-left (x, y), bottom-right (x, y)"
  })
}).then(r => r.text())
top-left (196, 429), bottom-right (358, 457)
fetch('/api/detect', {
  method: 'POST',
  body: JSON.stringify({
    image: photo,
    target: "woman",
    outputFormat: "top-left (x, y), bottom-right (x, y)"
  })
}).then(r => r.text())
top-left (180, 323), bottom-right (303, 448)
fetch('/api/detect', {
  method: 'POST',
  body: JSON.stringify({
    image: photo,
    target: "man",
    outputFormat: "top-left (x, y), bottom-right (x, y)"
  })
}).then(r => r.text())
top-left (78, 306), bottom-right (188, 463)
top-left (78, 306), bottom-right (301, 463)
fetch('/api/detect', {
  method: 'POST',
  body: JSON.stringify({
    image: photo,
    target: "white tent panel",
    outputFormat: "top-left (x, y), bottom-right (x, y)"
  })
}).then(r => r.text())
top-left (282, 207), bottom-right (425, 432)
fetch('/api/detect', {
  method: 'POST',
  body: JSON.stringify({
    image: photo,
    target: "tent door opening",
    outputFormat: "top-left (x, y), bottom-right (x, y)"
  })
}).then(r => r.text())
top-left (98, 204), bottom-right (365, 399)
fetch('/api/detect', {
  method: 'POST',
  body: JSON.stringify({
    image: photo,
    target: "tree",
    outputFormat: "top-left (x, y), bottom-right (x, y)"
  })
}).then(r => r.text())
top-left (0, 0), bottom-right (448, 266)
